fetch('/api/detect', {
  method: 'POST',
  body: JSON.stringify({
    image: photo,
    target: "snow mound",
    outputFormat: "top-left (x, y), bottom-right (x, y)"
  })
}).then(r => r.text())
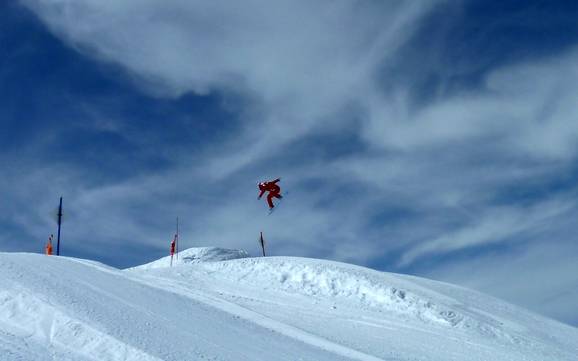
top-left (199, 258), bottom-right (463, 323)
top-left (194, 257), bottom-right (531, 340)
top-left (130, 247), bottom-right (249, 270)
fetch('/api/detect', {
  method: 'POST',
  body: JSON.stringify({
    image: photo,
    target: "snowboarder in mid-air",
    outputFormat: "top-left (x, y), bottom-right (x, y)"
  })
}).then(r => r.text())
top-left (258, 178), bottom-right (283, 210)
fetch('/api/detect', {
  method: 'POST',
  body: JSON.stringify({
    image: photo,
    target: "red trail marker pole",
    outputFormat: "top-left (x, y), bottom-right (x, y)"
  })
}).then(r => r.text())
top-left (170, 236), bottom-right (176, 267)
top-left (45, 234), bottom-right (53, 256)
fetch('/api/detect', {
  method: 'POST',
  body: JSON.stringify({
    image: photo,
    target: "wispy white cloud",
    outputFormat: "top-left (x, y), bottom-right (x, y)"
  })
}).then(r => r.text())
top-left (20, 0), bottom-right (437, 174)
top-left (399, 197), bottom-right (576, 266)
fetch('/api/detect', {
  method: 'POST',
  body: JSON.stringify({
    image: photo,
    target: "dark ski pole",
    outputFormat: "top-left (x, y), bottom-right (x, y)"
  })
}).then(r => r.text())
top-left (56, 196), bottom-right (62, 256)
top-left (170, 236), bottom-right (175, 267)
top-left (176, 217), bottom-right (179, 260)
top-left (259, 231), bottom-right (266, 257)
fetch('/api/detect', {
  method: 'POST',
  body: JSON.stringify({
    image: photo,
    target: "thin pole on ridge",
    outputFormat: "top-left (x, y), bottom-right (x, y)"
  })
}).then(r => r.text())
top-left (56, 196), bottom-right (62, 256)
top-left (259, 231), bottom-right (266, 257)
top-left (176, 217), bottom-right (179, 260)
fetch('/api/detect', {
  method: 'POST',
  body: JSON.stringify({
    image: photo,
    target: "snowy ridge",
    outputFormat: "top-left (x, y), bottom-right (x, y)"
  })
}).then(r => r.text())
top-left (130, 246), bottom-right (249, 270)
top-left (177, 257), bottom-right (539, 341)
top-left (1, 249), bottom-right (577, 361)
top-left (199, 257), bottom-right (466, 326)
top-left (140, 252), bottom-right (578, 359)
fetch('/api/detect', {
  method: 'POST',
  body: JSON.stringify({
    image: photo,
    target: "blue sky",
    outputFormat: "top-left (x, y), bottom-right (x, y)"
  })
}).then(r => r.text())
top-left (2, 0), bottom-right (578, 326)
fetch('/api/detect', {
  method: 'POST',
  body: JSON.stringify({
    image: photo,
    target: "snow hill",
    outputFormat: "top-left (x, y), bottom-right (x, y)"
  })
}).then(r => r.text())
top-left (1, 248), bottom-right (577, 361)
top-left (132, 247), bottom-right (250, 270)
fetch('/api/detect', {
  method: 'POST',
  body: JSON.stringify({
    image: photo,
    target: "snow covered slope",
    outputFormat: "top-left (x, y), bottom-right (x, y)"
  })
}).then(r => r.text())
top-left (131, 247), bottom-right (249, 270)
top-left (1, 249), bottom-right (577, 361)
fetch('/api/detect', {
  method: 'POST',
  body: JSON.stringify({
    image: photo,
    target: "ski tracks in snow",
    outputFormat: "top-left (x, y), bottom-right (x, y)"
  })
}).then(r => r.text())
top-left (136, 273), bottom-right (390, 361)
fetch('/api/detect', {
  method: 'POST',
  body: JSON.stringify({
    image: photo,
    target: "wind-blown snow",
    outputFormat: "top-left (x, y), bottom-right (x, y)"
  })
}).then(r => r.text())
top-left (1, 249), bottom-right (577, 361)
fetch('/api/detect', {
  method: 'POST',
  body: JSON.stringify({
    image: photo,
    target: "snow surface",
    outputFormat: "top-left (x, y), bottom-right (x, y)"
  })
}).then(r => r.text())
top-left (1, 248), bottom-right (577, 361)
top-left (131, 247), bottom-right (250, 270)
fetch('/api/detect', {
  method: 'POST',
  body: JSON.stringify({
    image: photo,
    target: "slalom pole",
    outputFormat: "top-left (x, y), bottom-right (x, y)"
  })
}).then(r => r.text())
top-left (170, 235), bottom-right (176, 267)
top-left (56, 197), bottom-right (62, 256)
top-left (176, 217), bottom-right (179, 260)
top-left (259, 231), bottom-right (266, 257)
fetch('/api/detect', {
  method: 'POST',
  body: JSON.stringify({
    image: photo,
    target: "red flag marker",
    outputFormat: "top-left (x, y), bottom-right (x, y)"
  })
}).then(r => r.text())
top-left (170, 235), bottom-right (176, 267)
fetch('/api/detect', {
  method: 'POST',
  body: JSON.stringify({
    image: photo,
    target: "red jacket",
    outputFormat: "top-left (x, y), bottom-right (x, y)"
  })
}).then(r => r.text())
top-left (258, 178), bottom-right (281, 198)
